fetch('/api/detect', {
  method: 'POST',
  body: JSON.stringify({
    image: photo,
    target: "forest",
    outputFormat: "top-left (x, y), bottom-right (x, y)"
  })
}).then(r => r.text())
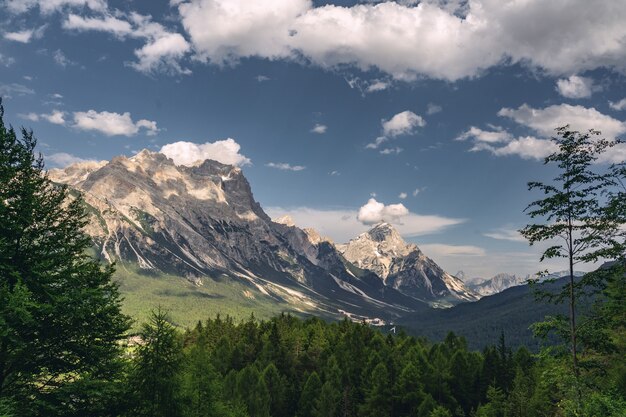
top-left (0, 103), bottom-right (625, 417)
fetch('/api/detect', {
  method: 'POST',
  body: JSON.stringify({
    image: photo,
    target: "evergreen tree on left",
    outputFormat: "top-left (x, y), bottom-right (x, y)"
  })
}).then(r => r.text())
top-left (0, 100), bottom-right (131, 417)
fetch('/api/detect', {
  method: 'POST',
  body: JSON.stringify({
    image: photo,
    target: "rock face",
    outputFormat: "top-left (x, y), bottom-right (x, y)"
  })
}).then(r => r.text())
top-left (337, 223), bottom-right (478, 303)
top-left (467, 273), bottom-right (531, 297)
top-left (49, 151), bottom-right (427, 321)
top-left (466, 271), bottom-right (587, 297)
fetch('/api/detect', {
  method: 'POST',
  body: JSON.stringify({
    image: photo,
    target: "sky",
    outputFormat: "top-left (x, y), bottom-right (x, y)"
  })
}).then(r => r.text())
top-left (1, 0), bottom-right (626, 278)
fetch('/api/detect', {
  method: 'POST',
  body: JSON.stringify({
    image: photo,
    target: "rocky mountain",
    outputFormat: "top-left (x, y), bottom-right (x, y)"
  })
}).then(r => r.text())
top-left (49, 150), bottom-right (431, 323)
top-left (468, 273), bottom-right (531, 297)
top-left (465, 271), bottom-right (587, 297)
top-left (337, 223), bottom-right (478, 304)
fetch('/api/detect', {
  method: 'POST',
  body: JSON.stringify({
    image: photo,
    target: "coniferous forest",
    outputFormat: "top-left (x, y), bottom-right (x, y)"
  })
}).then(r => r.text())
top-left (1, 101), bottom-right (625, 417)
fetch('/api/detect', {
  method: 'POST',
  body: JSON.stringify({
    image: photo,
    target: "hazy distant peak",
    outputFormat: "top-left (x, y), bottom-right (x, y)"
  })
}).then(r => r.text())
top-left (275, 215), bottom-right (296, 227)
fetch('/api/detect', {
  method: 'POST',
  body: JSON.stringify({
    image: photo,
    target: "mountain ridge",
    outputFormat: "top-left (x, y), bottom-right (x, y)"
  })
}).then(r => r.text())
top-left (49, 151), bottom-right (468, 323)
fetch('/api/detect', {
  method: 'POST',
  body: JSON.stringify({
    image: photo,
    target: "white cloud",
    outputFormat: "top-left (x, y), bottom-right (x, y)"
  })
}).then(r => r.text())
top-left (382, 110), bottom-right (425, 137)
top-left (498, 103), bottom-right (626, 140)
top-left (0, 83), bottom-right (35, 98)
top-left (475, 136), bottom-right (558, 160)
top-left (266, 162), bottom-right (306, 171)
top-left (412, 188), bottom-right (420, 197)
top-left (419, 244), bottom-right (486, 257)
top-left (345, 76), bottom-right (392, 96)
top-left (5, 0), bottom-right (106, 14)
top-left (174, 0), bottom-right (626, 81)
top-left (41, 110), bottom-right (66, 125)
top-left (357, 198), bottom-right (408, 225)
top-left (19, 112), bottom-right (40, 122)
top-left (365, 80), bottom-right (390, 93)
top-left (3, 25), bottom-right (46, 43)
top-left (427, 103), bottom-right (442, 115)
top-left (63, 12), bottom-right (191, 74)
top-left (609, 98), bottom-right (626, 111)
top-left (266, 203), bottom-right (463, 243)
top-left (255, 75), bottom-right (270, 82)
top-left (379, 147), bottom-right (403, 155)
top-left (555, 75), bottom-right (595, 99)
top-left (46, 152), bottom-right (95, 167)
top-left (310, 123), bottom-right (327, 134)
top-left (463, 104), bottom-right (626, 162)
top-left (329, 170), bottom-right (340, 176)
top-left (160, 139), bottom-right (251, 166)
top-left (63, 14), bottom-right (133, 37)
top-left (53, 49), bottom-right (75, 67)
top-left (176, 0), bottom-right (308, 65)
top-left (73, 110), bottom-right (159, 136)
top-left (398, 192), bottom-right (407, 199)
top-left (0, 54), bottom-right (15, 67)
top-left (456, 126), bottom-right (512, 143)
top-left (483, 228), bottom-right (527, 243)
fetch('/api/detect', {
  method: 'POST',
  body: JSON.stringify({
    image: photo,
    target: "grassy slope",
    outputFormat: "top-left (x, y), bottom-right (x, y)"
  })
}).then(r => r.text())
top-left (113, 264), bottom-right (297, 330)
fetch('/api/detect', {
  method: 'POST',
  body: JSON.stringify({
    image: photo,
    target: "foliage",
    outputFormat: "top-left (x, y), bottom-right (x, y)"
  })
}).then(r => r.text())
top-left (0, 100), bottom-right (130, 416)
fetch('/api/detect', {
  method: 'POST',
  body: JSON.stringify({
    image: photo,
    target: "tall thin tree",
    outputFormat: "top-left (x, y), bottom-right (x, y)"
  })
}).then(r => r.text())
top-left (520, 125), bottom-right (614, 374)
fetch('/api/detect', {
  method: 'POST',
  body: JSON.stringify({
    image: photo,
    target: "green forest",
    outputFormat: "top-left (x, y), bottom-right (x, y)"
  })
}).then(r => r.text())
top-left (1, 102), bottom-right (625, 417)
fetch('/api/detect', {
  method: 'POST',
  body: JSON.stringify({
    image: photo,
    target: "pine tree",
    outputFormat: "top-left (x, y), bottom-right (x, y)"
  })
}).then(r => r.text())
top-left (131, 308), bottom-right (183, 417)
top-left (298, 371), bottom-right (322, 417)
top-left (0, 101), bottom-right (130, 416)
top-left (360, 362), bottom-right (392, 417)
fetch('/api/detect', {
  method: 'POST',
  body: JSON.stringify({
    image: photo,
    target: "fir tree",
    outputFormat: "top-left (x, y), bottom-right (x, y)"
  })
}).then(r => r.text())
top-left (0, 100), bottom-right (130, 416)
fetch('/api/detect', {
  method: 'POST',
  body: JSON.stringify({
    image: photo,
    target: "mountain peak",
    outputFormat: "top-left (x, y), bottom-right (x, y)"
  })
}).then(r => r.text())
top-left (274, 215), bottom-right (296, 227)
top-left (367, 222), bottom-right (402, 242)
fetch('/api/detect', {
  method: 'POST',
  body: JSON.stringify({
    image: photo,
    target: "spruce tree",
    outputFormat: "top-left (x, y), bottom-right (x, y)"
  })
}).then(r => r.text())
top-left (0, 101), bottom-right (130, 416)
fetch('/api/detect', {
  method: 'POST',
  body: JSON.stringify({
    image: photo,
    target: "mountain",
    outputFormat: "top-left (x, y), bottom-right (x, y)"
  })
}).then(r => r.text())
top-left (49, 151), bottom-right (429, 324)
top-left (396, 276), bottom-right (592, 351)
top-left (337, 223), bottom-right (478, 305)
top-left (466, 271), bottom-right (587, 297)
top-left (468, 273), bottom-right (531, 297)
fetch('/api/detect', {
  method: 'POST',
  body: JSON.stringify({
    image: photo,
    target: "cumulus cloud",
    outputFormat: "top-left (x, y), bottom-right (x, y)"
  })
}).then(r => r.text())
top-left (357, 198), bottom-right (409, 225)
top-left (609, 98), bottom-right (626, 111)
top-left (461, 103), bottom-right (626, 162)
top-left (398, 192), bottom-right (407, 199)
top-left (63, 12), bottom-right (191, 74)
top-left (475, 136), bottom-right (559, 160)
top-left (160, 139), bottom-right (251, 167)
top-left (266, 162), bottom-right (306, 171)
top-left (367, 110), bottom-right (425, 150)
top-left (498, 103), bottom-right (626, 140)
top-left (310, 124), bottom-right (327, 134)
top-left (21, 110), bottom-right (68, 125)
top-left (3, 25), bottom-right (46, 43)
top-left (73, 110), bottom-right (159, 136)
top-left (555, 75), bottom-right (595, 99)
top-left (382, 110), bottom-right (426, 137)
top-left (456, 126), bottom-right (512, 143)
top-left (173, 0), bottom-right (626, 81)
top-left (266, 204), bottom-right (463, 243)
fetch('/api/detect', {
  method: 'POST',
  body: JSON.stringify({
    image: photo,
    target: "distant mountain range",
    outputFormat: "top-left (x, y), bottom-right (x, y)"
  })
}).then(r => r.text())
top-left (397, 275), bottom-right (591, 351)
top-left (459, 271), bottom-right (586, 297)
top-left (49, 151), bottom-right (477, 324)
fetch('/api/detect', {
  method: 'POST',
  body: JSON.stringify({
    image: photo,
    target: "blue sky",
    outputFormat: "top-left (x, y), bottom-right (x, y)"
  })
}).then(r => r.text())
top-left (1, 0), bottom-right (626, 278)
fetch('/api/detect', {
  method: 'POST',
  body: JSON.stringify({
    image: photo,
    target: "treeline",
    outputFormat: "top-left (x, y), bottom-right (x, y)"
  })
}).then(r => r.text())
top-left (123, 305), bottom-right (624, 417)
